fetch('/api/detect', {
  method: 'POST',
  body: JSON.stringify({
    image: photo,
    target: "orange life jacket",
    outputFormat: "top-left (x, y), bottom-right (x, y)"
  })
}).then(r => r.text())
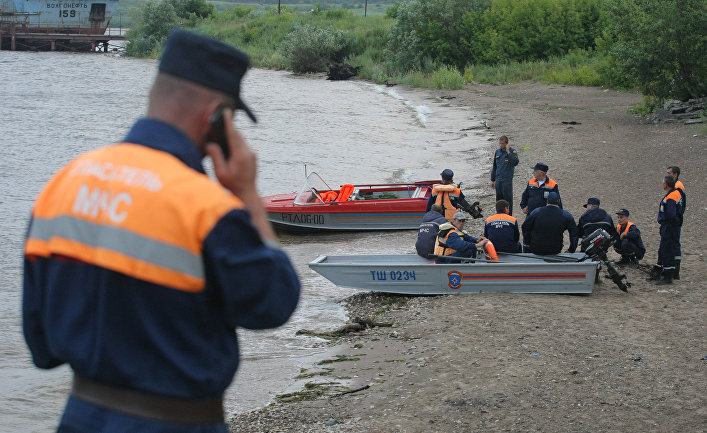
top-left (617, 221), bottom-right (635, 235)
top-left (24, 143), bottom-right (243, 293)
top-left (432, 183), bottom-right (461, 220)
top-left (434, 223), bottom-right (462, 257)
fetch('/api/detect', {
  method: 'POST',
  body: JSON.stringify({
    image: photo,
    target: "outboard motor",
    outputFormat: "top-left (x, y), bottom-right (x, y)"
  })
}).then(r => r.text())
top-left (581, 229), bottom-right (631, 292)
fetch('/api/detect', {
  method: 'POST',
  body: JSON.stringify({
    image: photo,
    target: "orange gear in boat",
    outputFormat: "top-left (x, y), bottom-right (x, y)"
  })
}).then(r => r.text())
top-left (484, 240), bottom-right (499, 261)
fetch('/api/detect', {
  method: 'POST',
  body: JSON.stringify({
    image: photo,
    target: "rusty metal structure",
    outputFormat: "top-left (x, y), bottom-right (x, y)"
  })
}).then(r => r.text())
top-left (0, 0), bottom-right (123, 51)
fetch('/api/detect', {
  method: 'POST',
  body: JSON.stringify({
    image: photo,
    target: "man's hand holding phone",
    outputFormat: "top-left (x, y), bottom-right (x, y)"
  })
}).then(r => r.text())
top-left (206, 108), bottom-right (277, 241)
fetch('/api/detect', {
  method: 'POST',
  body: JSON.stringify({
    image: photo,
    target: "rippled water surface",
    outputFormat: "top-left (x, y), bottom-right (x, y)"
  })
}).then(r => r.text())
top-left (0, 50), bottom-right (490, 432)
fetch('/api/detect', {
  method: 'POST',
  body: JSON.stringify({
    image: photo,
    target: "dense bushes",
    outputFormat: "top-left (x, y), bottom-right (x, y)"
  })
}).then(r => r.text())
top-left (124, 0), bottom-right (179, 57)
top-left (279, 24), bottom-right (353, 73)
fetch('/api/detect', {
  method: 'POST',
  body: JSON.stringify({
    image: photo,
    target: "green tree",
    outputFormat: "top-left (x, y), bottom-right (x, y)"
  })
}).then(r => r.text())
top-left (168, 0), bottom-right (215, 19)
top-left (386, 0), bottom-right (491, 73)
top-left (609, 0), bottom-right (707, 100)
top-left (125, 0), bottom-right (180, 57)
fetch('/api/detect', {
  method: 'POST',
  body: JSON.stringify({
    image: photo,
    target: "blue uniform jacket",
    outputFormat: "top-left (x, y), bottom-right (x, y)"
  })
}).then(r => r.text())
top-left (415, 210), bottom-right (448, 258)
top-left (522, 205), bottom-right (578, 254)
top-left (578, 207), bottom-right (617, 239)
top-left (519, 177), bottom-right (561, 214)
top-left (483, 214), bottom-right (520, 253)
top-left (658, 188), bottom-right (684, 227)
top-left (23, 119), bottom-right (301, 430)
top-left (490, 147), bottom-right (519, 182)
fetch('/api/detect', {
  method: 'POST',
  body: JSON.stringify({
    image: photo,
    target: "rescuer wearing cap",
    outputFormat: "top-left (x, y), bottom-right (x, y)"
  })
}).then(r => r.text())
top-left (577, 197), bottom-right (617, 251)
top-left (23, 30), bottom-right (300, 432)
top-left (519, 162), bottom-right (561, 215)
top-left (521, 192), bottom-right (578, 255)
top-left (433, 211), bottom-right (487, 263)
top-left (613, 208), bottom-right (646, 264)
top-left (426, 168), bottom-right (483, 221)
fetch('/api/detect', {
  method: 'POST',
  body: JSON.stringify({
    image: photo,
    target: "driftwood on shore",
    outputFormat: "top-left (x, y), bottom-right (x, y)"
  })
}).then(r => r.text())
top-left (326, 62), bottom-right (360, 80)
top-left (296, 317), bottom-right (393, 339)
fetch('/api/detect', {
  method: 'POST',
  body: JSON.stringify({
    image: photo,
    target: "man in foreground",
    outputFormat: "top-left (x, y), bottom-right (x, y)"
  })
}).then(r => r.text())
top-left (646, 175), bottom-right (684, 285)
top-left (434, 212), bottom-right (486, 263)
top-left (520, 162), bottom-right (561, 215)
top-left (23, 30), bottom-right (300, 432)
top-left (490, 135), bottom-right (519, 215)
top-left (484, 199), bottom-right (521, 253)
top-left (522, 192), bottom-right (578, 255)
top-left (577, 197), bottom-right (617, 251)
top-left (613, 208), bottom-right (646, 264)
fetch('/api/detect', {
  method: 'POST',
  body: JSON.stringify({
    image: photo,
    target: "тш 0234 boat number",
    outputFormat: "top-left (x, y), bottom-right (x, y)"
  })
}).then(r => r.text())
top-left (369, 270), bottom-right (416, 281)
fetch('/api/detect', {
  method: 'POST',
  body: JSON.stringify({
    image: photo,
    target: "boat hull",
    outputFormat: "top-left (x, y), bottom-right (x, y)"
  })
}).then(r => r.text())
top-left (309, 253), bottom-right (598, 294)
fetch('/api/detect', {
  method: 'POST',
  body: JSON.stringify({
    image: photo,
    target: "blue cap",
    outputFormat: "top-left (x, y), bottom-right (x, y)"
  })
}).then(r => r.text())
top-left (159, 30), bottom-right (256, 122)
top-left (547, 192), bottom-right (560, 203)
top-left (532, 162), bottom-right (548, 172)
top-left (616, 208), bottom-right (630, 216)
top-left (441, 169), bottom-right (454, 180)
top-left (583, 197), bottom-right (600, 208)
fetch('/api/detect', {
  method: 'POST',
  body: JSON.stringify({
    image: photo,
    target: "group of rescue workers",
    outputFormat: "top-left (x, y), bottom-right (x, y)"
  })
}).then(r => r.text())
top-left (415, 138), bottom-right (686, 287)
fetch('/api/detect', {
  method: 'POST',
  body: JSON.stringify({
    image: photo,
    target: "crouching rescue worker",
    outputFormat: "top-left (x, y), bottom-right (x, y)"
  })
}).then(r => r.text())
top-left (426, 168), bottom-right (483, 221)
top-left (22, 30), bottom-right (301, 433)
top-left (434, 211), bottom-right (487, 263)
top-left (613, 208), bottom-right (646, 264)
top-left (416, 204), bottom-right (448, 259)
top-left (578, 197), bottom-right (617, 251)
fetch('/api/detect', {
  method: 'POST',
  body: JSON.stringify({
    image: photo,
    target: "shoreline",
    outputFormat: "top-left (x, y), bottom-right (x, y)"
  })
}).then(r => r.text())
top-left (229, 81), bottom-right (706, 432)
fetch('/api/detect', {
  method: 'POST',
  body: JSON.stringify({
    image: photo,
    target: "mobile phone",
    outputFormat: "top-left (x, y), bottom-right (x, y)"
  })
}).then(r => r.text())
top-left (207, 107), bottom-right (229, 160)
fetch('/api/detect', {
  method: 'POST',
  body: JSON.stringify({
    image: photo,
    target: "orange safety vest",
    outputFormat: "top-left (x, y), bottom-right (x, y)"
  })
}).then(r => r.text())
top-left (434, 223), bottom-right (463, 257)
top-left (432, 183), bottom-right (461, 220)
top-left (24, 143), bottom-right (243, 293)
top-left (528, 177), bottom-right (558, 189)
top-left (485, 213), bottom-right (517, 224)
top-left (617, 221), bottom-right (635, 235)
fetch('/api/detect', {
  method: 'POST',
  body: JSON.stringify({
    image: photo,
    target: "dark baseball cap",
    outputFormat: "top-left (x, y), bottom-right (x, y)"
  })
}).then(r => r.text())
top-left (159, 29), bottom-right (257, 122)
top-left (547, 192), bottom-right (560, 203)
top-left (583, 197), bottom-right (600, 208)
top-left (532, 162), bottom-right (548, 172)
top-left (441, 169), bottom-right (454, 179)
top-left (616, 208), bottom-right (630, 216)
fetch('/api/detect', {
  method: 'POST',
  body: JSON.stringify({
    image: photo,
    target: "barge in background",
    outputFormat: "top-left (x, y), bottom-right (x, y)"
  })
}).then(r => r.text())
top-left (0, 0), bottom-right (123, 51)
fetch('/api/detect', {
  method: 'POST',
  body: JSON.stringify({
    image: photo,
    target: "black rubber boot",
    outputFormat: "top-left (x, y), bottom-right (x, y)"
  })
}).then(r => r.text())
top-left (655, 272), bottom-right (674, 285)
top-left (674, 260), bottom-right (681, 280)
top-left (646, 265), bottom-right (662, 281)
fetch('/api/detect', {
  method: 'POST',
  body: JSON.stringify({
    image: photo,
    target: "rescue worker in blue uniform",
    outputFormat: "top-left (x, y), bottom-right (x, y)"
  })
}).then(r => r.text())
top-left (490, 135), bottom-right (519, 215)
top-left (23, 30), bottom-right (300, 433)
top-left (613, 208), bottom-right (646, 264)
top-left (484, 199), bottom-right (521, 253)
top-left (426, 169), bottom-right (483, 221)
top-left (416, 204), bottom-right (448, 258)
top-left (577, 197), bottom-right (617, 251)
top-left (434, 212), bottom-right (486, 263)
top-left (646, 175), bottom-right (684, 284)
top-left (521, 192), bottom-right (578, 255)
top-left (667, 166), bottom-right (685, 279)
top-left (520, 162), bottom-right (561, 215)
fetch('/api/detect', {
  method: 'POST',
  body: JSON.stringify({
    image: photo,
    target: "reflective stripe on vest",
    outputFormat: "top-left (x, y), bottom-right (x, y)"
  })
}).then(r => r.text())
top-left (25, 143), bottom-right (243, 292)
top-left (432, 183), bottom-right (461, 220)
top-left (617, 221), bottom-right (634, 235)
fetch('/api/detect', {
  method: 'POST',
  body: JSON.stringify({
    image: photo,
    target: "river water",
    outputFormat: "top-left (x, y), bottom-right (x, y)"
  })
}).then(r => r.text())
top-left (0, 50), bottom-right (491, 432)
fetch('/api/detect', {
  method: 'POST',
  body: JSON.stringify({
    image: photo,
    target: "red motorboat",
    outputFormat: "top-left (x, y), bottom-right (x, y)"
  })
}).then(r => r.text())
top-left (263, 172), bottom-right (436, 232)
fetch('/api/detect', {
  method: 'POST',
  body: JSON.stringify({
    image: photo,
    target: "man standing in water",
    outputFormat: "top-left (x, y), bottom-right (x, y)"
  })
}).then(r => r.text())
top-left (23, 30), bottom-right (300, 432)
top-left (490, 135), bottom-right (519, 215)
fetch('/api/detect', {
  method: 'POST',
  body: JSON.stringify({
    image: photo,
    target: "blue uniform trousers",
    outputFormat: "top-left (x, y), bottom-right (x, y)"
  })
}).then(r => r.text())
top-left (495, 179), bottom-right (514, 216)
top-left (658, 224), bottom-right (679, 274)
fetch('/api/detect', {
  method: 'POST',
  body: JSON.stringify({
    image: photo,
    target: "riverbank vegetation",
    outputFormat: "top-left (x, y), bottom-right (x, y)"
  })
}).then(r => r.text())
top-left (124, 0), bottom-right (705, 101)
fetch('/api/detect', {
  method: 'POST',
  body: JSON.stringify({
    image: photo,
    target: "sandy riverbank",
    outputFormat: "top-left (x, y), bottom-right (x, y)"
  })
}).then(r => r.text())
top-left (229, 82), bottom-right (706, 432)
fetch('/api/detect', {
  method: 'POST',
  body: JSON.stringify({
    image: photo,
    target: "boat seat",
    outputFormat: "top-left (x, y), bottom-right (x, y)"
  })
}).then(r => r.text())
top-left (335, 184), bottom-right (355, 202)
